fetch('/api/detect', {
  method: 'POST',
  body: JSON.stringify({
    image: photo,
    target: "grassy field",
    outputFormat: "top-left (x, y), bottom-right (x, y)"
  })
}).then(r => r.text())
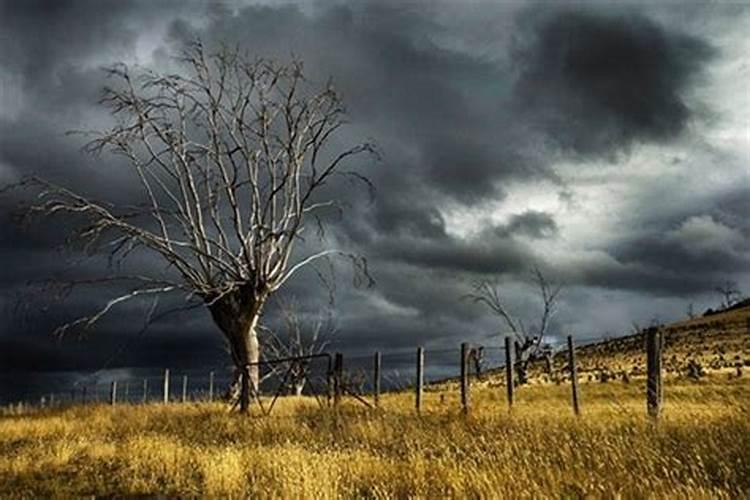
top-left (1, 374), bottom-right (748, 498)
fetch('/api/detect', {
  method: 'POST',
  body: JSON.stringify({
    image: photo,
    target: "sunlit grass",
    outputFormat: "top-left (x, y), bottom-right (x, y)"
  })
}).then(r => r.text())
top-left (1, 375), bottom-right (748, 498)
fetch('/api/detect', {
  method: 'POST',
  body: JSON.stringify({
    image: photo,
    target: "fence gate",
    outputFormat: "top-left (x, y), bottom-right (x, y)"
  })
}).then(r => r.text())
top-left (238, 352), bottom-right (372, 415)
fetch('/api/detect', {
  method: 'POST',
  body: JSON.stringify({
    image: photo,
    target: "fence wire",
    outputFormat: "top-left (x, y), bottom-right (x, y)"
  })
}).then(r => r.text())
top-left (3, 333), bottom-right (632, 407)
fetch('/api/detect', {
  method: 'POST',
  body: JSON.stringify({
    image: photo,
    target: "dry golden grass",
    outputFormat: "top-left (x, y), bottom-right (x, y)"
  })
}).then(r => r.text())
top-left (1, 374), bottom-right (748, 498)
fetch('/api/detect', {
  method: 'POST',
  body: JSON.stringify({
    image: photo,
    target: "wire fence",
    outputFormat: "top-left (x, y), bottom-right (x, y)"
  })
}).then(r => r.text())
top-left (2, 333), bottom-right (619, 409)
top-left (4, 315), bottom-right (747, 418)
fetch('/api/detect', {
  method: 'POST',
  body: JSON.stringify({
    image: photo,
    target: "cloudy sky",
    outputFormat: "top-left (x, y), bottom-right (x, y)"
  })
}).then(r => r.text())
top-left (1, 0), bottom-right (749, 401)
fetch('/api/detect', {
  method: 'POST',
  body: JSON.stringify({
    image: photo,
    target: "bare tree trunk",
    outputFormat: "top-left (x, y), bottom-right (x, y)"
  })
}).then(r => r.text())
top-left (208, 285), bottom-right (267, 414)
top-left (245, 320), bottom-right (261, 407)
top-left (293, 380), bottom-right (305, 396)
top-left (231, 317), bottom-right (262, 412)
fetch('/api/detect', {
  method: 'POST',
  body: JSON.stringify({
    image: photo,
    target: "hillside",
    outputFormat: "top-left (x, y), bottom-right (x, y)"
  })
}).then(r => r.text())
top-left (545, 304), bottom-right (750, 381)
top-left (426, 305), bottom-right (750, 392)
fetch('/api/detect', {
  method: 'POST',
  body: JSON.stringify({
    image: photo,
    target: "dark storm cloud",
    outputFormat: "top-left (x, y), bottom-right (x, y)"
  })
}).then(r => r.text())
top-left (602, 208), bottom-right (750, 293)
top-left (715, 186), bottom-right (750, 235)
top-left (0, 113), bottom-right (140, 199)
top-left (513, 7), bottom-right (715, 158)
top-left (374, 230), bottom-right (528, 275)
top-left (0, 0), bottom-right (136, 79)
top-left (505, 210), bottom-right (558, 239)
top-left (613, 224), bottom-right (746, 275)
top-left (1, 284), bottom-right (222, 381)
top-left (167, 2), bottom-right (551, 208)
top-left (556, 253), bottom-right (721, 297)
top-left (551, 184), bottom-right (750, 296)
top-left (372, 201), bottom-right (447, 240)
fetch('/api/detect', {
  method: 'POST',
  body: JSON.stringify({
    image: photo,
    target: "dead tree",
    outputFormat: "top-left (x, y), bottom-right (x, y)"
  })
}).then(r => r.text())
top-left (466, 266), bottom-right (561, 385)
top-left (714, 280), bottom-right (742, 310)
top-left (260, 297), bottom-right (336, 396)
top-left (11, 41), bottom-right (375, 413)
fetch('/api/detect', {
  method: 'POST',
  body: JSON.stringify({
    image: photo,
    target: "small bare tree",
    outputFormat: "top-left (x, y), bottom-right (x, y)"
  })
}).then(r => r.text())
top-left (467, 266), bottom-right (562, 385)
top-left (12, 41), bottom-right (375, 412)
top-left (714, 280), bottom-right (742, 310)
top-left (260, 297), bottom-right (336, 396)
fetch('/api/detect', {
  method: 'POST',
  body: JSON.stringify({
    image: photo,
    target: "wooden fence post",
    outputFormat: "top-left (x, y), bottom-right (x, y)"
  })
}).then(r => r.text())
top-left (82, 385), bottom-right (88, 404)
top-left (416, 347), bottom-right (424, 414)
top-left (110, 380), bottom-right (117, 406)
top-left (142, 378), bottom-right (148, 404)
top-left (163, 369), bottom-right (170, 404)
top-left (504, 336), bottom-right (514, 409)
top-left (181, 375), bottom-right (188, 403)
top-left (646, 327), bottom-right (663, 419)
top-left (567, 335), bottom-right (580, 416)
top-left (373, 351), bottom-right (381, 407)
top-left (334, 352), bottom-right (343, 408)
top-left (326, 356), bottom-right (333, 406)
top-left (208, 371), bottom-right (215, 402)
top-left (123, 381), bottom-right (130, 403)
top-left (460, 342), bottom-right (470, 414)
